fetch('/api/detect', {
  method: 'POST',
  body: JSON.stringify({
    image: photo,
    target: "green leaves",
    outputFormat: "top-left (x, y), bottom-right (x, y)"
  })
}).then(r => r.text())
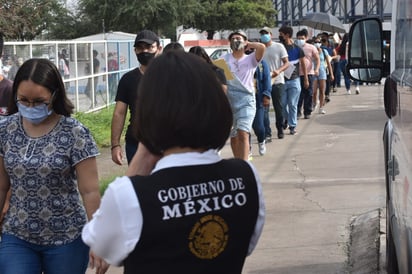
top-left (0, 0), bottom-right (277, 41)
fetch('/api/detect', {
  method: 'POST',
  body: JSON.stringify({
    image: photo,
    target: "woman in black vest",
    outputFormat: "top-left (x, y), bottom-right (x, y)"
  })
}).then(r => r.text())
top-left (82, 51), bottom-right (265, 274)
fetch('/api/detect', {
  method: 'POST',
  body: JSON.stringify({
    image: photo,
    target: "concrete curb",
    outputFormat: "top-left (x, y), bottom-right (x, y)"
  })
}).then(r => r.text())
top-left (348, 209), bottom-right (386, 273)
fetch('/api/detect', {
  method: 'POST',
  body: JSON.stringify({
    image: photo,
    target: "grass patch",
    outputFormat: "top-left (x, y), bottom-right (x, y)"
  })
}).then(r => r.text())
top-left (74, 106), bottom-right (129, 195)
top-left (99, 174), bottom-right (120, 194)
top-left (74, 106), bottom-right (115, 148)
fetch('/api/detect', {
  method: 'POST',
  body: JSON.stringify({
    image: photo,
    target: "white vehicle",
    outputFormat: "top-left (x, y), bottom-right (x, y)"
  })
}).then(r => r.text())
top-left (347, 1), bottom-right (412, 273)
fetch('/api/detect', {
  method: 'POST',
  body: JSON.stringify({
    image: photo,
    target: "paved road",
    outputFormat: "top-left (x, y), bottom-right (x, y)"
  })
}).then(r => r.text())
top-left (88, 84), bottom-right (387, 274)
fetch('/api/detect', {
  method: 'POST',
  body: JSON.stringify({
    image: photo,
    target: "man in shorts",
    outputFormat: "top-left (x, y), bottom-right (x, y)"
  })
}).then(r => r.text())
top-left (221, 30), bottom-right (265, 160)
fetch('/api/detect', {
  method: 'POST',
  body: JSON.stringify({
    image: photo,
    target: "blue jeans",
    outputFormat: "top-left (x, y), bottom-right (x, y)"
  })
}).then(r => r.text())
top-left (282, 78), bottom-right (301, 128)
top-left (0, 234), bottom-right (89, 274)
top-left (252, 102), bottom-right (266, 143)
top-left (263, 107), bottom-right (271, 138)
top-left (336, 59), bottom-right (351, 90)
top-left (298, 75), bottom-right (314, 116)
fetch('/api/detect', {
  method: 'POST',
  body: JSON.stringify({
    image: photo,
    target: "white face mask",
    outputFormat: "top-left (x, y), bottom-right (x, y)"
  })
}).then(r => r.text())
top-left (295, 39), bottom-right (305, 47)
top-left (314, 43), bottom-right (321, 48)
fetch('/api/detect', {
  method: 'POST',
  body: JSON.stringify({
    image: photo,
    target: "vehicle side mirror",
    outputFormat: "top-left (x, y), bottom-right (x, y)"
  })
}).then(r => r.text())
top-left (347, 18), bottom-right (384, 83)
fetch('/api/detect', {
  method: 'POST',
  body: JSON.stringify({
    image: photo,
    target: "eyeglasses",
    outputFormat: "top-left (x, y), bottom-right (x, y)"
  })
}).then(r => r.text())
top-left (16, 98), bottom-right (51, 107)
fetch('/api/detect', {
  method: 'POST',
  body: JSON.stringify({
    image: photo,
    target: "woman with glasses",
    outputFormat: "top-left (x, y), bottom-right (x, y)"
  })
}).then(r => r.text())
top-left (0, 58), bottom-right (108, 274)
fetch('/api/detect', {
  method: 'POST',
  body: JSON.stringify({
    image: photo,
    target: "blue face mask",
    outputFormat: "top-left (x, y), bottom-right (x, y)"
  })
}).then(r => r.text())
top-left (17, 102), bottom-right (53, 124)
top-left (260, 34), bottom-right (271, 43)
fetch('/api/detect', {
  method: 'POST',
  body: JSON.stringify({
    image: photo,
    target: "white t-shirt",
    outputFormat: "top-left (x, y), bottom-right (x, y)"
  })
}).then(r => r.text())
top-left (263, 42), bottom-right (288, 85)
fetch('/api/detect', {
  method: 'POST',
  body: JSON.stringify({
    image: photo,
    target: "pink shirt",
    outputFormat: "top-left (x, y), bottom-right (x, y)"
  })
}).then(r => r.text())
top-left (299, 43), bottom-right (319, 76)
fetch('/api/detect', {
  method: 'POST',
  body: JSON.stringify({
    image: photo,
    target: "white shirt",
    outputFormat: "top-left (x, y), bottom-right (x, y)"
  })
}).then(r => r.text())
top-left (263, 42), bottom-right (289, 84)
top-left (82, 149), bottom-right (265, 266)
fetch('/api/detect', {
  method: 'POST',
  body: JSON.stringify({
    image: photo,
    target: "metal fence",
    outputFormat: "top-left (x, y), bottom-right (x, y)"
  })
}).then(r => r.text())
top-left (3, 40), bottom-right (137, 112)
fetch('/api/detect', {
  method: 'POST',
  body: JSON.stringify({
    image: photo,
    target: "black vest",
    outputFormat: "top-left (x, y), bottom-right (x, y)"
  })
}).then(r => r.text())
top-left (124, 159), bottom-right (260, 274)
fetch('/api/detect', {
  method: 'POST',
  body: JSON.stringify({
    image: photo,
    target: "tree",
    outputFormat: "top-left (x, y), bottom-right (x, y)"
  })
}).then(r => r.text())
top-left (78, 0), bottom-right (201, 39)
top-left (0, 0), bottom-right (70, 40)
top-left (189, 0), bottom-right (277, 39)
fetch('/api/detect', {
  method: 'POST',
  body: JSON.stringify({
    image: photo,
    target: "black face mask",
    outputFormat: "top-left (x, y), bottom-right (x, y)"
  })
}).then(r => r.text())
top-left (230, 40), bottom-right (245, 51)
top-left (136, 52), bottom-right (155, 66)
top-left (279, 36), bottom-right (285, 43)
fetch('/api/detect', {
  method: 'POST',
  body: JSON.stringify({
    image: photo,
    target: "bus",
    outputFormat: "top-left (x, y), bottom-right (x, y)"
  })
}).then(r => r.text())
top-left (346, 1), bottom-right (412, 273)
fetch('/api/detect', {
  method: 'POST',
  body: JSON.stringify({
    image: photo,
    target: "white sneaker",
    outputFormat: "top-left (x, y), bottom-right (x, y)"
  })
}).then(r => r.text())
top-left (258, 141), bottom-right (266, 156)
top-left (248, 151), bottom-right (253, 161)
top-left (319, 108), bottom-right (326, 114)
top-left (347, 90), bottom-right (351, 95)
top-left (355, 87), bottom-right (360, 94)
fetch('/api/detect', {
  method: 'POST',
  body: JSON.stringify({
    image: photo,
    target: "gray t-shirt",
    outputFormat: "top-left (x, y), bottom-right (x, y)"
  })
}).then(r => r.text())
top-left (262, 42), bottom-right (288, 85)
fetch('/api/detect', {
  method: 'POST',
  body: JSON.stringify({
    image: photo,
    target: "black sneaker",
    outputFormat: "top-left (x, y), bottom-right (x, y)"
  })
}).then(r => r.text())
top-left (289, 127), bottom-right (297, 135)
top-left (277, 129), bottom-right (284, 139)
top-left (325, 96), bottom-right (330, 103)
top-left (265, 136), bottom-right (272, 143)
top-left (282, 120), bottom-right (288, 130)
top-left (304, 114), bottom-right (311, 119)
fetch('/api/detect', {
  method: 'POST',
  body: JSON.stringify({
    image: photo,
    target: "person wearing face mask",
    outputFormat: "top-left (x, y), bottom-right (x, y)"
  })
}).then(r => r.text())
top-left (111, 30), bottom-right (162, 165)
top-left (296, 29), bottom-right (320, 120)
top-left (0, 58), bottom-right (109, 274)
top-left (278, 26), bottom-right (306, 135)
top-left (220, 30), bottom-right (265, 160)
top-left (259, 27), bottom-right (289, 140)
top-left (312, 38), bottom-right (334, 114)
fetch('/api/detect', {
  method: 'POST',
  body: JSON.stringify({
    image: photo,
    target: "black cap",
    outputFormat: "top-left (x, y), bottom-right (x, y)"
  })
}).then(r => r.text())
top-left (134, 30), bottom-right (160, 47)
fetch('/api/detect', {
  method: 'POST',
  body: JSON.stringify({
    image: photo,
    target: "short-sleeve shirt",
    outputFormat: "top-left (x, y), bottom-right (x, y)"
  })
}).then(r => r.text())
top-left (0, 114), bottom-right (99, 245)
top-left (262, 42), bottom-right (288, 85)
top-left (114, 68), bottom-right (142, 144)
top-left (299, 43), bottom-right (319, 76)
top-left (223, 53), bottom-right (259, 93)
top-left (284, 44), bottom-right (305, 80)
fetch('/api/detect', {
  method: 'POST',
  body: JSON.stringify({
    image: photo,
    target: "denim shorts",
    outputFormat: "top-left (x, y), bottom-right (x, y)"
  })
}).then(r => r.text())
top-left (314, 66), bottom-right (327, 80)
top-left (0, 234), bottom-right (89, 274)
top-left (226, 88), bottom-right (256, 137)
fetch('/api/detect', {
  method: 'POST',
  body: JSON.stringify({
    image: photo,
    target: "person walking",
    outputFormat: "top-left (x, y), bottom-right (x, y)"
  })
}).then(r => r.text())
top-left (252, 58), bottom-right (272, 155)
top-left (296, 29), bottom-right (320, 120)
top-left (221, 30), bottom-right (265, 160)
top-left (111, 30), bottom-right (162, 165)
top-left (0, 58), bottom-right (108, 274)
top-left (312, 37), bottom-right (334, 114)
top-left (85, 49), bottom-right (100, 107)
top-left (82, 51), bottom-right (265, 274)
top-left (259, 27), bottom-right (289, 139)
top-left (278, 26), bottom-right (307, 135)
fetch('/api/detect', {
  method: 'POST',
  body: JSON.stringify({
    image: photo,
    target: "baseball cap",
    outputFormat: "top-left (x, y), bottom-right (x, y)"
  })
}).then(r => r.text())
top-left (134, 30), bottom-right (160, 47)
top-left (259, 27), bottom-right (272, 34)
top-left (228, 30), bottom-right (248, 41)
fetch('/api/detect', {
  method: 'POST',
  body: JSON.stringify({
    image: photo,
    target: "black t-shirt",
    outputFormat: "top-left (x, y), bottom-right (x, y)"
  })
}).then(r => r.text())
top-left (114, 67), bottom-right (142, 144)
top-left (211, 65), bottom-right (227, 86)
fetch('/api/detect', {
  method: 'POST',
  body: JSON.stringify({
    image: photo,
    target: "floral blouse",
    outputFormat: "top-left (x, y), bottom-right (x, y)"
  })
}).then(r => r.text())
top-left (0, 114), bottom-right (99, 245)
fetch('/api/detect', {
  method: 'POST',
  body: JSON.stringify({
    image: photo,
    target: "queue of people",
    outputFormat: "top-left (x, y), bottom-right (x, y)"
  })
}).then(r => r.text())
top-left (0, 26), bottom-right (360, 274)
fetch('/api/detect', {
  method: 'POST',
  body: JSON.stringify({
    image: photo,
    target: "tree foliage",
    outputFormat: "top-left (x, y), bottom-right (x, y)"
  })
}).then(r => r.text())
top-left (78, 0), bottom-right (201, 39)
top-left (188, 0), bottom-right (276, 39)
top-left (0, 0), bottom-right (70, 40)
top-left (77, 0), bottom-right (276, 40)
top-left (0, 0), bottom-right (277, 41)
